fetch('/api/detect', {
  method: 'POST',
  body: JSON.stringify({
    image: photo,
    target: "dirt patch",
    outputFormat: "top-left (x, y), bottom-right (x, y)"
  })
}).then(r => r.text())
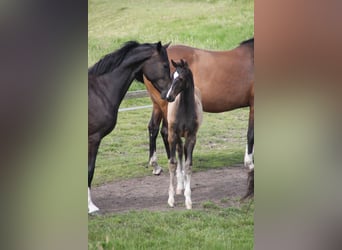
top-left (92, 164), bottom-right (249, 214)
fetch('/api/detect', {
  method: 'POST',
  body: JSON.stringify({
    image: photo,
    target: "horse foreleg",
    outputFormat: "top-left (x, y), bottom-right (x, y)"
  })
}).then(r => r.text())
top-left (168, 131), bottom-right (180, 207)
top-left (184, 137), bottom-right (196, 209)
top-left (244, 105), bottom-right (254, 170)
top-left (168, 149), bottom-right (177, 208)
top-left (176, 141), bottom-right (184, 195)
top-left (160, 118), bottom-right (170, 159)
top-left (88, 134), bottom-right (101, 213)
top-left (148, 107), bottom-right (163, 175)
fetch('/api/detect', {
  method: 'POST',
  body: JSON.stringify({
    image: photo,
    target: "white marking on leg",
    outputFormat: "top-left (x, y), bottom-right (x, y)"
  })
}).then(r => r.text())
top-left (248, 162), bottom-right (254, 170)
top-left (88, 188), bottom-right (99, 214)
top-left (149, 151), bottom-right (157, 165)
top-left (176, 161), bottom-right (184, 194)
top-left (244, 144), bottom-right (254, 169)
top-left (184, 171), bottom-right (192, 209)
top-left (168, 162), bottom-right (176, 207)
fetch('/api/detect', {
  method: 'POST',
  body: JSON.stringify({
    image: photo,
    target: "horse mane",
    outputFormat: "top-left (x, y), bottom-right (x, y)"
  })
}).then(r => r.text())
top-left (88, 41), bottom-right (141, 76)
top-left (240, 38), bottom-right (254, 62)
top-left (240, 38), bottom-right (254, 46)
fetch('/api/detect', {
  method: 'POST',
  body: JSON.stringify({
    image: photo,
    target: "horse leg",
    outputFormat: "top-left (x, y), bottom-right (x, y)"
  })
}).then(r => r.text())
top-left (88, 134), bottom-right (101, 213)
top-left (160, 118), bottom-right (170, 159)
top-left (244, 105), bottom-right (254, 170)
top-left (168, 132), bottom-right (180, 207)
top-left (184, 136), bottom-right (196, 209)
top-left (242, 104), bottom-right (254, 200)
top-left (176, 141), bottom-right (184, 195)
top-left (148, 106), bottom-right (163, 175)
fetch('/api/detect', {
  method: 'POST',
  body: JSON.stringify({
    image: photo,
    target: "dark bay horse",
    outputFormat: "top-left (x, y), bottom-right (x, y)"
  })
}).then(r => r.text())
top-left (166, 59), bottom-right (203, 209)
top-left (88, 41), bottom-right (171, 213)
top-left (143, 38), bottom-right (254, 197)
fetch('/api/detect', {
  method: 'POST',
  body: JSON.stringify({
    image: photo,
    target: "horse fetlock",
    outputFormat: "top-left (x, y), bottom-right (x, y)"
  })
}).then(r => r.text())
top-left (168, 162), bottom-right (177, 172)
top-left (152, 162), bottom-right (163, 175)
top-left (88, 188), bottom-right (99, 214)
top-left (176, 187), bottom-right (184, 195)
top-left (185, 198), bottom-right (192, 209)
top-left (244, 160), bottom-right (254, 170)
top-left (168, 193), bottom-right (175, 208)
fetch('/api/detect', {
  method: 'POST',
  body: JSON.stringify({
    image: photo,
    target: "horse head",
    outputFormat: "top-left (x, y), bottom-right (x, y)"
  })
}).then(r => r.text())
top-left (141, 41), bottom-right (172, 99)
top-left (165, 59), bottom-right (192, 102)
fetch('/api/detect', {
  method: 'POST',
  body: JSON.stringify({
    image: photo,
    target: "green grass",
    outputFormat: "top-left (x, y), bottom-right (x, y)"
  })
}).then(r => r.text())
top-left (89, 0), bottom-right (254, 249)
top-left (89, 203), bottom-right (254, 250)
top-left (88, 0), bottom-right (254, 91)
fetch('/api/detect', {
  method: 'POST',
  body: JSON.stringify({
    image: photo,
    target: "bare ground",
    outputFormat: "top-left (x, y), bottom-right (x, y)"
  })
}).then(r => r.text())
top-left (91, 164), bottom-right (250, 214)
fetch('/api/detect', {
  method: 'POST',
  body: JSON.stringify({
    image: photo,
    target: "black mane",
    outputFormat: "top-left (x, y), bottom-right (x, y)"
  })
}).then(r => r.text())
top-left (240, 38), bottom-right (254, 46)
top-left (88, 41), bottom-right (141, 76)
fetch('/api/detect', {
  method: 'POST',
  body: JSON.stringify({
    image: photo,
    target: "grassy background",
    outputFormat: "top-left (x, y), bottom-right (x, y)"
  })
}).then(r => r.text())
top-left (88, 0), bottom-right (254, 91)
top-left (89, 0), bottom-right (254, 249)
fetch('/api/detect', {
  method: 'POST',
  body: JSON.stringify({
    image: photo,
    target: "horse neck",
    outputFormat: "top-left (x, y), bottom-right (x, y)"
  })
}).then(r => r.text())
top-left (95, 65), bottom-right (142, 110)
top-left (93, 46), bottom-right (155, 111)
top-left (178, 76), bottom-right (196, 114)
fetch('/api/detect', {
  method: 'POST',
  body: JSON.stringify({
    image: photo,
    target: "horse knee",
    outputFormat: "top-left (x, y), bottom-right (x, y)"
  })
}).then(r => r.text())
top-left (148, 122), bottom-right (159, 138)
top-left (160, 124), bottom-right (168, 139)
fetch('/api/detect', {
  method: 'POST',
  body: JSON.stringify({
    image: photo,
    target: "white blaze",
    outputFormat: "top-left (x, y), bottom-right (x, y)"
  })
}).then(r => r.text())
top-left (166, 71), bottom-right (179, 99)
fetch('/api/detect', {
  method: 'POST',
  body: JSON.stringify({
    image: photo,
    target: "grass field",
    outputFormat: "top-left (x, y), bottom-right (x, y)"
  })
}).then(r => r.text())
top-left (89, 0), bottom-right (254, 249)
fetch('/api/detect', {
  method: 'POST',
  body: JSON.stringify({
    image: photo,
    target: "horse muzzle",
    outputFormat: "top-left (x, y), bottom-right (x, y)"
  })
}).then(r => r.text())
top-left (166, 95), bottom-right (175, 102)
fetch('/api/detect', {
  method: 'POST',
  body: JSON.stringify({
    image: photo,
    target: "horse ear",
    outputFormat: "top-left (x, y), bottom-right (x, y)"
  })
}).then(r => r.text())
top-left (171, 59), bottom-right (177, 68)
top-left (164, 42), bottom-right (171, 49)
top-left (180, 59), bottom-right (187, 67)
top-left (183, 60), bottom-right (188, 67)
top-left (157, 41), bottom-right (162, 51)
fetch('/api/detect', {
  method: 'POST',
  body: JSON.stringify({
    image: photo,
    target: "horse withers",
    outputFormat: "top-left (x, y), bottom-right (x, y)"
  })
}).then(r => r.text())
top-left (88, 41), bottom-right (171, 213)
top-left (165, 59), bottom-right (203, 209)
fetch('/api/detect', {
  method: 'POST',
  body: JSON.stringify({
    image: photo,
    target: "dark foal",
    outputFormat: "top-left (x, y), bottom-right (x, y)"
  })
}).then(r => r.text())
top-left (88, 41), bottom-right (171, 213)
top-left (165, 59), bottom-right (203, 209)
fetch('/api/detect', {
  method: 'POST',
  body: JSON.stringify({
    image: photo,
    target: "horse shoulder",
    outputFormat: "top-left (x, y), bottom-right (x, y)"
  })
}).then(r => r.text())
top-left (167, 97), bottom-right (179, 127)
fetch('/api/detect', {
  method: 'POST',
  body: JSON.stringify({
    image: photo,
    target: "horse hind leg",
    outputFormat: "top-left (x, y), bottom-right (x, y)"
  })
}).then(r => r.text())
top-left (244, 107), bottom-right (254, 170)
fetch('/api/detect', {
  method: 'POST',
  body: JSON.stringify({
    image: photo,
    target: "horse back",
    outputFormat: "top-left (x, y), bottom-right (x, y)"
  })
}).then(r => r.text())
top-left (167, 44), bottom-right (254, 112)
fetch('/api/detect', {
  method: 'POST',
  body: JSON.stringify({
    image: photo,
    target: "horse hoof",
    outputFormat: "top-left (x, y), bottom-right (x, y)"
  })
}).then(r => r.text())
top-left (168, 198), bottom-right (175, 208)
top-left (88, 205), bottom-right (99, 214)
top-left (152, 166), bottom-right (163, 175)
top-left (186, 204), bottom-right (192, 210)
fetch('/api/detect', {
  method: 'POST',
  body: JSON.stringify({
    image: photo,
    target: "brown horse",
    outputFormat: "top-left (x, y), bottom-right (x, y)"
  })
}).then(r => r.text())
top-left (144, 38), bottom-right (254, 197)
top-left (166, 59), bottom-right (203, 209)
